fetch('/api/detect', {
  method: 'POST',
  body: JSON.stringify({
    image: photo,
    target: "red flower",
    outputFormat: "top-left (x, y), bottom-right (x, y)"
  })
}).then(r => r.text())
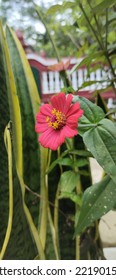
top-left (35, 93), bottom-right (83, 150)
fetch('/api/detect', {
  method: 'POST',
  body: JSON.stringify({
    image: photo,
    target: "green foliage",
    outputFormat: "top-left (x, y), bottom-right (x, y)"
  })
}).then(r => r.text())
top-left (73, 97), bottom-right (116, 234)
top-left (0, 22), bottom-right (38, 260)
top-left (75, 175), bottom-right (116, 235)
top-left (83, 119), bottom-right (116, 184)
top-left (0, 0), bottom-right (116, 260)
top-left (59, 170), bottom-right (80, 194)
top-left (6, 26), bottom-right (41, 225)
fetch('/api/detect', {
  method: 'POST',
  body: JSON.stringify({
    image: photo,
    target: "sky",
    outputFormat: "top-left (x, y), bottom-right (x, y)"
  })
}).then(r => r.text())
top-left (0, 0), bottom-right (57, 44)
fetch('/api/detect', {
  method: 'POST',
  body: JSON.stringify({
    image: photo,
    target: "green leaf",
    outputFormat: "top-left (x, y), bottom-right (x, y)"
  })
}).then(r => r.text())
top-left (75, 175), bottom-right (116, 235)
top-left (73, 96), bottom-right (105, 135)
top-left (106, 108), bottom-right (116, 117)
top-left (59, 192), bottom-right (82, 206)
top-left (0, 21), bottom-right (38, 260)
top-left (46, 2), bottom-right (75, 15)
top-left (83, 118), bottom-right (116, 183)
top-left (93, 0), bottom-right (116, 14)
top-left (6, 25), bottom-right (41, 222)
top-left (78, 170), bottom-right (90, 176)
top-left (79, 79), bottom-right (108, 90)
top-left (46, 4), bottom-right (62, 15)
top-left (70, 51), bottom-right (104, 74)
top-left (69, 149), bottom-right (92, 157)
top-left (58, 157), bottom-right (73, 166)
top-left (63, 1), bottom-right (76, 9)
top-left (59, 171), bottom-right (80, 196)
top-left (47, 157), bottom-right (73, 173)
top-left (73, 158), bottom-right (88, 168)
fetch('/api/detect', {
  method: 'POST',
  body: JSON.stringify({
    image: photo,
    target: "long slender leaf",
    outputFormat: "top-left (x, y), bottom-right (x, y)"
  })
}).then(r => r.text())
top-left (6, 26), bottom-right (41, 224)
top-left (0, 124), bottom-right (13, 260)
top-left (0, 22), bottom-right (38, 259)
top-left (6, 25), bottom-right (49, 256)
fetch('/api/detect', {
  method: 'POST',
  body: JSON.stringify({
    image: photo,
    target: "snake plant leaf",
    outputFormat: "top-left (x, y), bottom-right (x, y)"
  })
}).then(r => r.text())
top-left (0, 21), bottom-right (11, 255)
top-left (5, 25), bottom-right (48, 255)
top-left (5, 25), bottom-right (41, 224)
top-left (0, 22), bottom-right (22, 174)
top-left (0, 21), bottom-right (38, 259)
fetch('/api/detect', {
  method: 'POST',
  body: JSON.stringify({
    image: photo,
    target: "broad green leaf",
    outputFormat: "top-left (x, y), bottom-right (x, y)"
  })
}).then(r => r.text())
top-left (93, 0), bottom-right (116, 14)
top-left (63, 1), bottom-right (76, 9)
top-left (46, 4), bottom-right (62, 15)
top-left (73, 158), bottom-right (88, 168)
top-left (58, 157), bottom-right (73, 166)
top-left (83, 118), bottom-right (116, 183)
top-left (46, 2), bottom-right (75, 15)
top-left (59, 170), bottom-right (80, 195)
top-left (75, 175), bottom-right (116, 235)
top-left (73, 96), bottom-right (105, 135)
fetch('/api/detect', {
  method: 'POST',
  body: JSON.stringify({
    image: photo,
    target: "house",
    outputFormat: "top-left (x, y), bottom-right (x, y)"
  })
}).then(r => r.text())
top-left (16, 30), bottom-right (115, 107)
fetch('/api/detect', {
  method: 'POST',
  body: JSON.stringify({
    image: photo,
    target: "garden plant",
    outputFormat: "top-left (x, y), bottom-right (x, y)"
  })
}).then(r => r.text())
top-left (0, 0), bottom-right (116, 260)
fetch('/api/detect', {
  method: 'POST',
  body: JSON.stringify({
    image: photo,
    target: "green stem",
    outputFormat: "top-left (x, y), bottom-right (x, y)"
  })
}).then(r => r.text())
top-left (46, 148), bottom-right (60, 259)
top-left (86, 0), bottom-right (104, 49)
top-left (53, 148), bottom-right (61, 259)
top-left (35, 5), bottom-right (60, 62)
top-left (65, 138), bottom-right (82, 259)
top-left (76, 235), bottom-right (80, 260)
top-left (38, 147), bottom-right (48, 249)
top-left (0, 126), bottom-right (13, 260)
top-left (105, 9), bottom-right (108, 50)
top-left (79, 2), bottom-right (116, 94)
top-left (48, 205), bottom-right (60, 259)
top-left (79, 3), bottom-right (103, 50)
top-left (18, 173), bottom-right (45, 259)
top-left (53, 184), bottom-right (61, 259)
top-left (34, 4), bottom-right (71, 87)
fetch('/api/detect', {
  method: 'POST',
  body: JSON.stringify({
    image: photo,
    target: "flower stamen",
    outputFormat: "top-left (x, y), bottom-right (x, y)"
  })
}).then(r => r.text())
top-left (46, 108), bottom-right (66, 130)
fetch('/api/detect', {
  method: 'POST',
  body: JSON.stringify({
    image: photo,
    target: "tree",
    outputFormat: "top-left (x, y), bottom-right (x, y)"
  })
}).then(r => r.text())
top-left (1, 0), bottom-right (115, 58)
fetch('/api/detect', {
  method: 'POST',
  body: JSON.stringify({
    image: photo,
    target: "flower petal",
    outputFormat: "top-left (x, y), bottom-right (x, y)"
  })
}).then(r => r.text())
top-left (66, 103), bottom-right (82, 117)
top-left (51, 93), bottom-right (66, 112)
top-left (40, 104), bottom-right (52, 116)
top-left (61, 125), bottom-right (78, 139)
top-left (64, 94), bottom-right (73, 114)
top-left (36, 112), bottom-right (47, 123)
top-left (35, 122), bottom-right (48, 133)
top-left (39, 128), bottom-right (62, 150)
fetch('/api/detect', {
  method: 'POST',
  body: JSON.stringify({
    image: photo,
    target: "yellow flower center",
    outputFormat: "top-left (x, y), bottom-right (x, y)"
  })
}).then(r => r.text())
top-left (46, 108), bottom-right (66, 130)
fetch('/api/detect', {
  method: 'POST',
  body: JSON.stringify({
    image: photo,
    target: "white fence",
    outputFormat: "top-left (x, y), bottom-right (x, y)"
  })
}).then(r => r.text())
top-left (41, 67), bottom-right (109, 94)
top-left (27, 53), bottom-right (116, 115)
